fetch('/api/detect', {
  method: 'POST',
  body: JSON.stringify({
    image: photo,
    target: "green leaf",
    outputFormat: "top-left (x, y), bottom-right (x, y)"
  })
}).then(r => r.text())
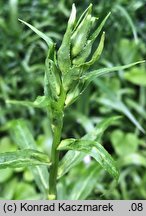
top-left (106, 99), bottom-right (144, 133)
top-left (57, 151), bottom-right (86, 179)
top-left (124, 67), bottom-right (146, 86)
top-left (1, 178), bottom-right (17, 199)
top-left (117, 39), bottom-right (140, 64)
top-left (126, 98), bottom-right (146, 119)
top-left (89, 12), bottom-right (111, 41)
top-left (94, 79), bottom-right (145, 133)
top-left (68, 111), bottom-right (94, 133)
top-left (69, 164), bottom-right (101, 200)
top-left (82, 31), bottom-right (105, 67)
top-left (57, 4), bottom-right (76, 73)
top-left (9, 119), bottom-right (49, 194)
top-left (14, 182), bottom-right (41, 200)
top-left (115, 5), bottom-right (138, 43)
top-left (6, 96), bottom-right (50, 109)
top-left (83, 61), bottom-right (145, 82)
top-left (83, 116), bottom-right (121, 142)
top-left (118, 153), bottom-right (146, 168)
top-left (88, 31), bottom-right (105, 64)
top-left (111, 130), bottom-right (139, 156)
top-left (57, 139), bottom-right (119, 180)
top-left (0, 168), bottom-right (13, 183)
top-left (57, 116), bottom-right (120, 178)
top-left (0, 149), bottom-right (51, 169)
top-left (18, 19), bottom-right (53, 46)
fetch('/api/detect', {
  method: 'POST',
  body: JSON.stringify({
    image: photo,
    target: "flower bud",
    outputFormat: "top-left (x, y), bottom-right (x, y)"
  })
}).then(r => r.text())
top-left (57, 4), bottom-right (76, 74)
top-left (71, 14), bottom-right (92, 57)
top-left (45, 58), bottom-right (61, 100)
top-left (65, 84), bottom-right (80, 106)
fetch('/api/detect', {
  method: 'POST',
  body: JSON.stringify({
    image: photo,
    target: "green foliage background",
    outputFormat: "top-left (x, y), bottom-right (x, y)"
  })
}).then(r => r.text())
top-left (0, 0), bottom-right (146, 199)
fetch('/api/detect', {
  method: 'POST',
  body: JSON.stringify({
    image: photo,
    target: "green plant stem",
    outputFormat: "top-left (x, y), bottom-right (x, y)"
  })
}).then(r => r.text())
top-left (48, 115), bottom-right (63, 199)
top-left (48, 87), bottom-right (66, 200)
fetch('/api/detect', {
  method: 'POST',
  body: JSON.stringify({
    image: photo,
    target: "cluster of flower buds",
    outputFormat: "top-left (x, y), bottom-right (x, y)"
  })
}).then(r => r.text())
top-left (45, 4), bottom-right (110, 107)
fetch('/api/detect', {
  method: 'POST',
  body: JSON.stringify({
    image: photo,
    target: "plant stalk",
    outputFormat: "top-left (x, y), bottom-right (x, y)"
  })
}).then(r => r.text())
top-left (48, 87), bottom-right (66, 200)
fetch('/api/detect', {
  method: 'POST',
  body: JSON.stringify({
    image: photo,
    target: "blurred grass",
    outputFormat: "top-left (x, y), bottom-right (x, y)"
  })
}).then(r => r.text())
top-left (0, 0), bottom-right (146, 199)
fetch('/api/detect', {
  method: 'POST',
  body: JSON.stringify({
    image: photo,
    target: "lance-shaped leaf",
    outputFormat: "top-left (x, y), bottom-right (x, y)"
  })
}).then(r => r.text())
top-left (57, 151), bottom-right (86, 179)
top-left (94, 79), bottom-right (145, 133)
top-left (82, 61), bottom-right (145, 83)
top-left (57, 4), bottom-right (76, 74)
top-left (69, 164), bottom-right (101, 200)
top-left (9, 120), bottom-right (49, 194)
top-left (57, 116), bottom-right (120, 178)
top-left (72, 40), bottom-right (93, 65)
top-left (18, 19), bottom-right (56, 62)
top-left (90, 12), bottom-right (111, 41)
top-left (6, 96), bottom-right (50, 109)
top-left (18, 19), bottom-right (53, 47)
top-left (83, 31), bottom-right (105, 67)
top-left (57, 139), bottom-right (119, 180)
top-left (0, 149), bottom-right (51, 169)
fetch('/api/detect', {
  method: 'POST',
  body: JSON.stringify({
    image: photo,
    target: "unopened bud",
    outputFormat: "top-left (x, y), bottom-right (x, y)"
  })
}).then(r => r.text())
top-left (71, 12), bottom-right (92, 57)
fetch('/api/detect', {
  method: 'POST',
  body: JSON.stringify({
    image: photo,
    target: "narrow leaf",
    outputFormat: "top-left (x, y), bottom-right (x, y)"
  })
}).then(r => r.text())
top-left (9, 120), bottom-right (49, 194)
top-left (57, 151), bottom-right (86, 179)
top-left (94, 79), bottom-right (145, 133)
top-left (83, 61), bottom-right (146, 82)
top-left (69, 165), bottom-right (101, 200)
top-left (58, 116), bottom-right (120, 178)
top-left (18, 19), bottom-right (53, 46)
top-left (58, 139), bottom-right (119, 180)
top-left (83, 31), bottom-right (105, 66)
top-left (115, 5), bottom-right (138, 43)
top-left (6, 96), bottom-right (50, 109)
top-left (0, 149), bottom-right (51, 169)
top-left (89, 12), bottom-right (111, 41)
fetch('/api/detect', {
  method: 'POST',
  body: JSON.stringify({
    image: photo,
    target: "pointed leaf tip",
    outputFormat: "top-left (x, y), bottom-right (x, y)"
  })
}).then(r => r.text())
top-left (18, 18), bottom-right (53, 47)
top-left (69, 4), bottom-right (76, 25)
top-left (88, 3), bottom-right (93, 12)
